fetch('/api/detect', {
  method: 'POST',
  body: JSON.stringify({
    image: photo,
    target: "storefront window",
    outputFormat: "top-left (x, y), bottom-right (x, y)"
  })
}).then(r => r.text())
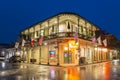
top-left (94, 47), bottom-right (98, 61)
top-left (88, 48), bottom-right (90, 58)
top-left (41, 46), bottom-right (49, 64)
top-left (49, 50), bottom-right (56, 59)
top-left (48, 44), bottom-right (58, 65)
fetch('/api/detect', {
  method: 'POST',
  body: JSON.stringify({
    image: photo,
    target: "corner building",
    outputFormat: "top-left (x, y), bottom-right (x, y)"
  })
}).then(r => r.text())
top-left (21, 12), bottom-right (109, 66)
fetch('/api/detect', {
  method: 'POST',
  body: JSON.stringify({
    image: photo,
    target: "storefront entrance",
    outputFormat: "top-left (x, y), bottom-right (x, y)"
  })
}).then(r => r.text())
top-left (62, 40), bottom-right (79, 65)
top-left (64, 51), bottom-right (72, 63)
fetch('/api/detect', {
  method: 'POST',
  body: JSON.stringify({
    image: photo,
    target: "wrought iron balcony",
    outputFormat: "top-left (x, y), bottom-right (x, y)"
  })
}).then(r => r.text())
top-left (24, 32), bottom-right (91, 47)
top-left (43, 32), bottom-right (91, 41)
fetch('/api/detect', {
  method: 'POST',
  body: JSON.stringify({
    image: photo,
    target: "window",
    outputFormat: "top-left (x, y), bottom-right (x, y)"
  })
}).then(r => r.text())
top-left (83, 28), bottom-right (86, 35)
top-left (79, 26), bottom-right (83, 34)
top-left (73, 24), bottom-right (78, 32)
top-left (40, 29), bottom-right (44, 36)
top-left (49, 27), bottom-right (52, 35)
top-left (35, 31), bottom-right (40, 38)
top-left (59, 23), bottom-right (66, 32)
top-left (44, 28), bottom-right (49, 36)
top-left (30, 32), bottom-right (34, 38)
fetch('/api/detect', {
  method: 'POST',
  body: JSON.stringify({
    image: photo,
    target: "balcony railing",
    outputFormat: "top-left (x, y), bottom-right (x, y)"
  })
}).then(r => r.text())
top-left (24, 32), bottom-right (91, 47)
top-left (43, 32), bottom-right (91, 40)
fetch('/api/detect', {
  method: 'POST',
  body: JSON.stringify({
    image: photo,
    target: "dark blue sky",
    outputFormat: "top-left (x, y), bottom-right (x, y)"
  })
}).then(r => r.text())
top-left (0, 0), bottom-right (120, 43)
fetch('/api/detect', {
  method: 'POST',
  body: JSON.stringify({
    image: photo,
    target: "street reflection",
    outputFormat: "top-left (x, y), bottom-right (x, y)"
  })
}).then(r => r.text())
top-left (1, 62), bottom-right (6, 68)
top-left (62, 67), bottom-right (79, 80)
top-left (0, 62), bottom-right (112, 80)
top-left (103, 62), bottom-right (110, 80)
top-left (60, 62), bottom-right (111, 80)
top-left (92, 64), bottom-right (103, 80)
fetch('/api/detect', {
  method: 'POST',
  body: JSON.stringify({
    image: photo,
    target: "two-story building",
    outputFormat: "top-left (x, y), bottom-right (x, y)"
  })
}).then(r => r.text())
top-left (20, 12), bottom-right (110, 66)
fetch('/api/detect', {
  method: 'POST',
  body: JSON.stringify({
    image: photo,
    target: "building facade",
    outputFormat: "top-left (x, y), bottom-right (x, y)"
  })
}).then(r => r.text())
top-left (0, 44), bottom-right (15, 61)
top-left (20, 12), bottom-right (111, 66)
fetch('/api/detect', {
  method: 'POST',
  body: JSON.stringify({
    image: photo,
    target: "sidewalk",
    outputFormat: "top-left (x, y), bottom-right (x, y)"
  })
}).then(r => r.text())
top-left (0, 60), bottom-right (112, 71)
top-left (21, 61), bottom-right (112, 68)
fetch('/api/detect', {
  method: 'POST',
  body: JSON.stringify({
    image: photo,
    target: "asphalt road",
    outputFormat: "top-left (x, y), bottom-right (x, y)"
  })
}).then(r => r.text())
top-left (0, 60), bottom-right (120, 80)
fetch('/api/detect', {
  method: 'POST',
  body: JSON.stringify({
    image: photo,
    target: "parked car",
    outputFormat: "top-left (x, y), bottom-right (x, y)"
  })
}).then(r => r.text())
top-left (9, 56), bottom-right (21, 63)
top-left (0, 56), bottom-right (5, 61)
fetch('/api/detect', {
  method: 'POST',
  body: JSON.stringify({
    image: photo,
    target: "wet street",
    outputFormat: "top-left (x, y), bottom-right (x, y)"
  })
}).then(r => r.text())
top-left (0, 60), bottom-right (120, 80)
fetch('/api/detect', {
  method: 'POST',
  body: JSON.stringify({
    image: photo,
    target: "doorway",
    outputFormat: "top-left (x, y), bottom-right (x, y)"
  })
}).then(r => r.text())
top-left (64, 51), bottom-right (72, 63)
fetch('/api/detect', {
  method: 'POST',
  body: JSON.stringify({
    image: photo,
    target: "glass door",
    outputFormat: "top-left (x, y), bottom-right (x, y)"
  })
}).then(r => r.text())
top-left (64, 51), bottom-right (72, 63)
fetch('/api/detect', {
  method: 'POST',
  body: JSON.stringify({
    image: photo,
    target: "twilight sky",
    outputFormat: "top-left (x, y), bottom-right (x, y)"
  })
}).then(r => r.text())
top-left (0, 0), bottom-right (120, 43)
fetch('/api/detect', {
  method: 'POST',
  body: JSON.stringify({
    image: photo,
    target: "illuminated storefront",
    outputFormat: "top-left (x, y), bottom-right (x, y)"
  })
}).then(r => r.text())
top-left (20, 12), bottom-right (110, 66)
